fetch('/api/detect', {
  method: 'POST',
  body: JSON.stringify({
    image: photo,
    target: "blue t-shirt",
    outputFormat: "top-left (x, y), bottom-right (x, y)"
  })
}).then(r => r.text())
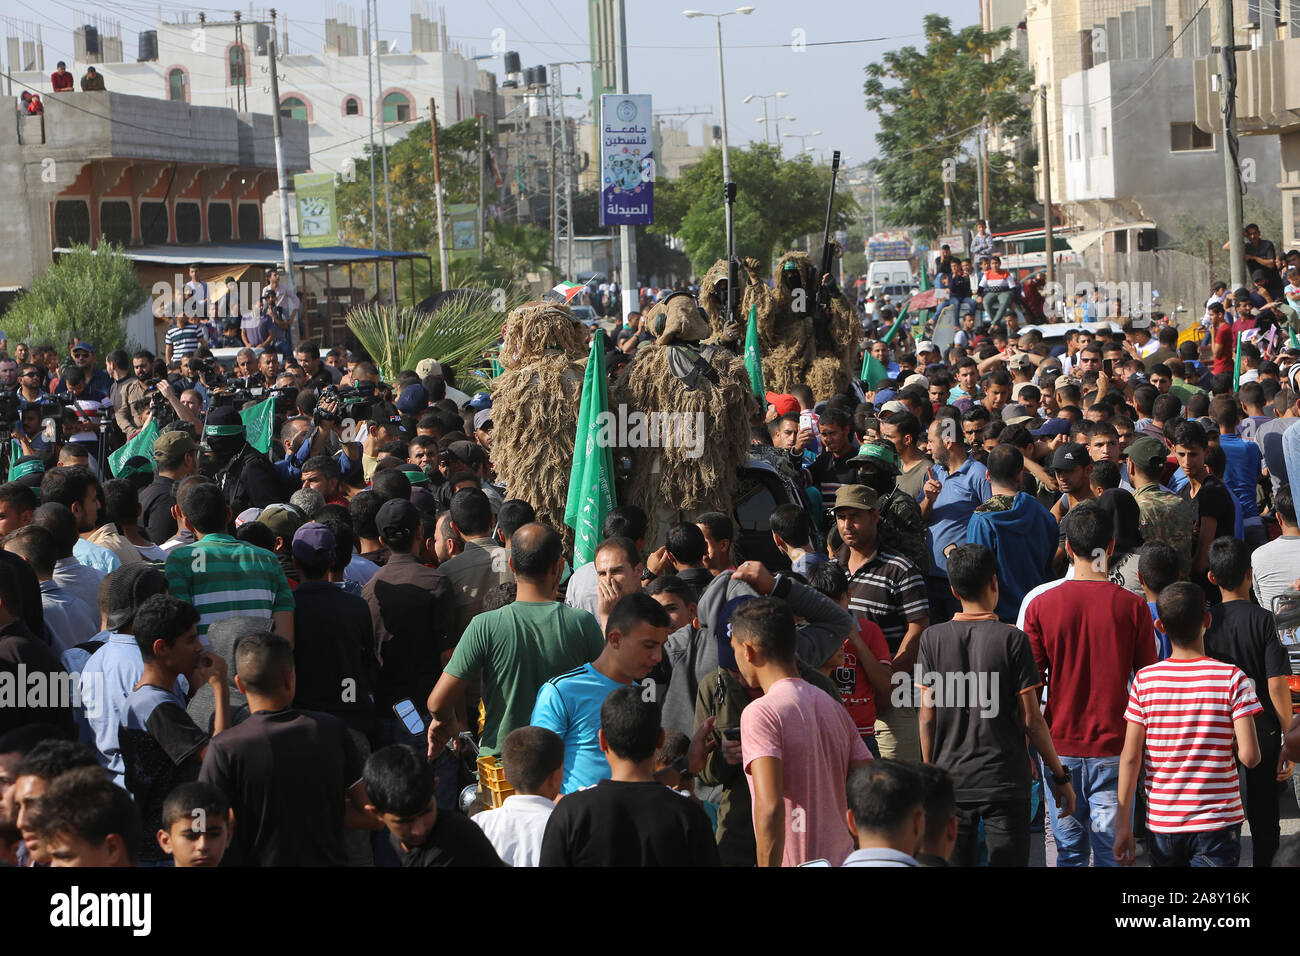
top-left (530, 663), bottom-right (630, 794)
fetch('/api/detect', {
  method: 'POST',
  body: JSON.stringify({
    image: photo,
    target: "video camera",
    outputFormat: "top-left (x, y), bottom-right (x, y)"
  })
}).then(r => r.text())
top-left (0, 386), bottom-right (21, 432)
top-left (315, 381), bottom-right (374, 426)
top-left (209, 380), bottom-right (298, 414)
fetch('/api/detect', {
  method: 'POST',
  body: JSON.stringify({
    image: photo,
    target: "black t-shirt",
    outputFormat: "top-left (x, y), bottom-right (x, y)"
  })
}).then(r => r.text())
top-left (539, 779), bottom-right (721, 867)
top-left (916, 618), bottom-right (1041, 803)
top-left (198, 707), bottom-right (363, 866)
top-left (400, 811), bottom-right (506, 867)
top-left (1180, 476), bottom-right (1235, 542)
top-left (1205, 600), bottom-right (1290, 736)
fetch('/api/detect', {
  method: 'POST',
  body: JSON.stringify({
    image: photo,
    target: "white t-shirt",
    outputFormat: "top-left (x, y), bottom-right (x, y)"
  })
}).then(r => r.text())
top-left (472, 794), bottom-right (555, 867)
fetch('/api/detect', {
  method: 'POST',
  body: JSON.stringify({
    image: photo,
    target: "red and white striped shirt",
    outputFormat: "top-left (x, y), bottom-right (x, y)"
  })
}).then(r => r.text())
top-left (1124, 657), bottom-right (1262, 834)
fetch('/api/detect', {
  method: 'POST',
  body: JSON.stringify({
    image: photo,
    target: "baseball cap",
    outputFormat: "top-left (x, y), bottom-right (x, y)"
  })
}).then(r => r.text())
top-left (415, 358), bottom-right (442, 379)
top-left (473, 408), bottom-right (493, 432)
top-left (71, 341), bottom-right (94, 354)
top-left (832, 484), bottom-right (878, 512)
top-left (916, 340), bottom-right (937, 354)
top-left (765, 392), bottom-right (800, 418)
top-left (105, 565), bottom-right (168, 632)
top-left (851, 443), bottom-right (900, 474)
top-left (879, 399), bottom-right (907, 415)
top-left (1251, 269), bottom-right (1268, 283)
top-left (1008, 352), bottom-right (1034, 370)
top-left (399, 464), bottom-right (431, 488)
top-left (395, 384), bottom-right (429, 415)
top-left (1001, 403), bottom-right (1034, 426)
top-left (1030, 418), bottom-right (1071, 438)
top-left (1123, 435), bottom-right (1168, 472)
top-left (1050, 442), bottom-right (1090, 471)
top-left (1054, 374), bottom-right (1080, 390)
top-left (258, 502), bottom-right (305, 541)
top-left (468, 392), bottom-right (493, 412)
top-left (234, 507), bottom-right (263, 528)
top-left (375, 498), bottom-right (421, 540)
top-left (291, 522), bottom-right (336, 565)
top-left (903, 373), bottom-right (930, 390)
top-left (444, 440), bottom-right (486, 468)
top-left (152, 429), bottom-right (199, 463)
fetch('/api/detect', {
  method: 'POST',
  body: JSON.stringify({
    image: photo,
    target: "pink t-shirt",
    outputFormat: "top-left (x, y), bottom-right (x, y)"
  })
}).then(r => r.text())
top-left (741, 677), bottom-right (871, 867)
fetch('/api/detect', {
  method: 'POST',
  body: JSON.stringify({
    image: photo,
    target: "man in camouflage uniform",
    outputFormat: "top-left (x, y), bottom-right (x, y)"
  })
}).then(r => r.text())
top-left (849, 440), bottom-right (931, 575)
top-left (1124, 435), bottom-right (1195, 576)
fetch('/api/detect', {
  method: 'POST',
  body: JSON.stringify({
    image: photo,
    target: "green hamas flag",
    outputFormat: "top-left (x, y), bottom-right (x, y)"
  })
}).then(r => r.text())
top-left (860, 352), bottom-right (890, 389)
top-left (880, 304), bottom-right (909, 345)
top-left (240, 398), bottom-right (275, 455)
top-left (743, 304), bottom-right (764, 398)
top-left (564, 336), bottom-right (617, 566)
top-left (108, 419), bottom-right (160, 478)
top-left (1232, 331), bottom-right (1246, 391)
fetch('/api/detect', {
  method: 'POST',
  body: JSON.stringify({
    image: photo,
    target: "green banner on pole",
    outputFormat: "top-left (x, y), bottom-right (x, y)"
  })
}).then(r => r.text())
top-left (881, 305), bottom-right (909, 345)
top-left (743, 304), bottom-right (764, 399)
top-left (294, 173), bottom-right (338, 248)
top-left (108, 419), bottom-right (160, 478)
top-left (240, 398), bottom-right (275, 455)
top-left (564, 337), bottom-right (617, 566)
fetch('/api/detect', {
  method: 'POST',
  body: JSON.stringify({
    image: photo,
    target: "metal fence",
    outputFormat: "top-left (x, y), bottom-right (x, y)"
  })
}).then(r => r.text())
top-left (1053, 247), bottom-right (1210, 326)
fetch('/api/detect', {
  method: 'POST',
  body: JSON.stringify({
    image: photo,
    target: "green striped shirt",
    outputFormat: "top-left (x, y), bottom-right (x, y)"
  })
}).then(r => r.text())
top-left (165, 534), bottom-right (294, 641)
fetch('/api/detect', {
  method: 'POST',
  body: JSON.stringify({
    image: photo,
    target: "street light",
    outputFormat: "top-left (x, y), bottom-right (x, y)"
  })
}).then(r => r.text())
top-left (683, 5), bottom-right (755, 331)
top-left (784, 129), bottom-right (822, 153)
top-left (743, 89), bottom-right (787, 144)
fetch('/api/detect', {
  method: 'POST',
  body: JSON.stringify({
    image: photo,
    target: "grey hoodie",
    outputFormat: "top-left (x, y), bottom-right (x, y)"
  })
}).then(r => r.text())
top-left (660, 570), bottom-right (856, 739)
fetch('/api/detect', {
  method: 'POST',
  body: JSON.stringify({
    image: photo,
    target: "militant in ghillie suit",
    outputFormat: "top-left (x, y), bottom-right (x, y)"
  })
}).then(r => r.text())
top-left (614, 290), bottom-right (756, 547)
top-left (761, 249), bottom-right (859, 402)
top-left (490, 300), bottom-right (591, 530)
top-left (698, 256), bottom-right (772, 349)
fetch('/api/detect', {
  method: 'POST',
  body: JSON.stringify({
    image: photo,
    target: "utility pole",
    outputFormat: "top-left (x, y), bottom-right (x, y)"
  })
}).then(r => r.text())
top-left (1039, 85), bottom-right (1054, 288)
top-left (1220, 0), bottom-right (1245, 289)
top-left (869, 173), bottom-right (877, 234)
top-left (978, 116), bottom-right (989, 225)
top-left (268, 9), bottom-right (296, 304)
top-left (477, 113), bottom-right (486, 263)
top-left (943, 178), bottom-right (954, 235)
top-left (613, 0), bottom-right (638, 322)
top-left (364, 0), bottom-right (377, 248)
top-left (430, 98), bottom-right (450, 289)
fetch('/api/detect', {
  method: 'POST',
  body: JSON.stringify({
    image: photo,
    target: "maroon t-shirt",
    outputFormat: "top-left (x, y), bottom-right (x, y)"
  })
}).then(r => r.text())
top-left (1021, 580), bottom-right (1156, 758)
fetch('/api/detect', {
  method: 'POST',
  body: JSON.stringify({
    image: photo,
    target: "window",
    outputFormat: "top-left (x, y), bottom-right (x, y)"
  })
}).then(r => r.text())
top-left (167, 68), bottom-right (187, 102)
top-left (1074, 133), bottom-right (1081, 160)
top-left (1100, 126), bottom-right (1109, 156)
top-left (280, 96), bottom-right (308, 121)
top-left (207, 202), bottom-right (233, 242)
top-left (100, 200), bottom-right (132, 245)
top-left (54, 200), bottom-right (90, 247)
top-left (229, 44), bottom-right (247, 87)
top-left (140, 201), bottom-right (169, 243)
top-left (238, 203), bottom-right (261, 240)
top-left (344, 96), bottom-right (360, 116)
top-left (175, 202), bottom-right (201, 243)
top-left (1170, 121), bottom-right (1213, 151)
top-left (382, 92), bottom-right (411, 123)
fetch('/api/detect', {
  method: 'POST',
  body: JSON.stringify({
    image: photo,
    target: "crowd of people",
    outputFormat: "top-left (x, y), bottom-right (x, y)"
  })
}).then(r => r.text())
top-left (1, 239), bottom-right (1299, 870)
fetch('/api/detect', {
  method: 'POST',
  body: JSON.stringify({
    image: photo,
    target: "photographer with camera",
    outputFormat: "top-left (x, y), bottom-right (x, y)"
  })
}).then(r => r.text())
top-left (203, 406), bottom-right (281, 519)
top-left (274, 393), bottom-right (362, 497)
top-left (132, 377), bottom-right (201, 434)
top-left (53, 342), bottom-right (111, 402)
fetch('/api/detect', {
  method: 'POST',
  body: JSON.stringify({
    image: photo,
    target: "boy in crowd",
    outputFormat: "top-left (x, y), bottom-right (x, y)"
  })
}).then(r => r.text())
top-left (1115, 582), bottom-right (1262, 867)
top-left (842, 760), bottom-right (927, 867)
top-left (472, 726), bottom-right (564, 867)
top-left (363, 744), bottom-right (504, 867)
top-left (1137, 543), bottom-right (1180, 660)
top-left (156, 781), bottom-right (233, 868)
top-left (918, 544), bottom-right (1074, 866)
top-left (539, 686), bottom-right (720, 867)
top-left (28, 765), bottom-right (140, 867)
top-left (915, 763), bottom-right (959, 866)
top-left (1204, 538), bottom-right (1293, 866)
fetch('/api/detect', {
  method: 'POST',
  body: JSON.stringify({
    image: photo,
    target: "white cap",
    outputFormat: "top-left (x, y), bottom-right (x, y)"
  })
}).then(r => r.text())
top-left (415, 358), bottom-right (442, 379)
top-left (916, 340), bottom-right (937, 354)
top-left (903, 373), bottom-right (930, 390)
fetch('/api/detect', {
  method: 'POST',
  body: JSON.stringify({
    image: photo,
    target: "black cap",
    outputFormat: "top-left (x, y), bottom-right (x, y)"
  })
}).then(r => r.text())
top-left (375, 498), bottom-right (420, 540)
top-left (1051, 442), bottom-right (1090, 471)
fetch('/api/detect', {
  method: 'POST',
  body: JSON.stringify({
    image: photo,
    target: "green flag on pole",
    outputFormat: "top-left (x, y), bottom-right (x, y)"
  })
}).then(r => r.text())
top-left (108, 418), bottom-right (160, 478)
top-left (860, 352), bottom-right (891, 389)
top-left (1291, 328), bottom-right (1299, 350)
top-left (743, 304), bottom-right (764, 399)
top-left (564, 336), bottom-right (617, 566)
top-left (1232, 331), bottom-right (1246, 391)
top-left (240, 398), bottom-right (276, 455)
top-left (880, 304), bottom-right (909, 345)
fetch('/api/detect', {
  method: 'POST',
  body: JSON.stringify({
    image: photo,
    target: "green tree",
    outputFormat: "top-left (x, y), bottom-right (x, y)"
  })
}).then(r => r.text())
top-left (1170, 196), bottom-right (1282, 274)
top-left (337, 117), bottom-right (484, 254)
top-left (7, 243), bottom-right (146, 351)
top-left (651, 141), bottom-right (859, 275)
top-left (864, 14), bottom-right (1036, 239)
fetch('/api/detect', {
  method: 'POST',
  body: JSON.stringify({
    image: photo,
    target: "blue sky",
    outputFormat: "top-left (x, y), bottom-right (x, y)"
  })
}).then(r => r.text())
top-left (1, 0), bottom-right (979, 166)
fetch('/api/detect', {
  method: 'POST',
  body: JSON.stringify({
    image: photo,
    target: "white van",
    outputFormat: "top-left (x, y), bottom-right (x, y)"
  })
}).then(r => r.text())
top-left (866, 259), bottom-right (913, 289)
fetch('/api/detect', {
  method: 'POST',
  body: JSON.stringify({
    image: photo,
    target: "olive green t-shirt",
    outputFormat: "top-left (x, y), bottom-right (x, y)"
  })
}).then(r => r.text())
top-left (445, 600), bottom-right (605, 756)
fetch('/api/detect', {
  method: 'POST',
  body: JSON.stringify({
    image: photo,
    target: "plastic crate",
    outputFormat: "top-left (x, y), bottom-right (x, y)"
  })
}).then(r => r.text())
top-left (477, 755), bottom-right (514, 808)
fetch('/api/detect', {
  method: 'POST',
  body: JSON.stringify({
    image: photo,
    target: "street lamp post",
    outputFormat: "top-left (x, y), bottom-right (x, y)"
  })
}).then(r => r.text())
top-left (684, 6), bottom-right (754, 334)
top-left (743, 90), bottom-right (787, 144)
top-left (783, 129), bottom-right (822, 154)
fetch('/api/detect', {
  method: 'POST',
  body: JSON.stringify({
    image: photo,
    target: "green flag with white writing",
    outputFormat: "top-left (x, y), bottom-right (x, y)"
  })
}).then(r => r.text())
top-left (108, 419), bottom-right (160, 478)
top-left (240, 398), bottom-right (275, 455)
top-left (743, 304), bottom-right (764, 399)
top-left (564, 336), bottom-right (617, 566)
